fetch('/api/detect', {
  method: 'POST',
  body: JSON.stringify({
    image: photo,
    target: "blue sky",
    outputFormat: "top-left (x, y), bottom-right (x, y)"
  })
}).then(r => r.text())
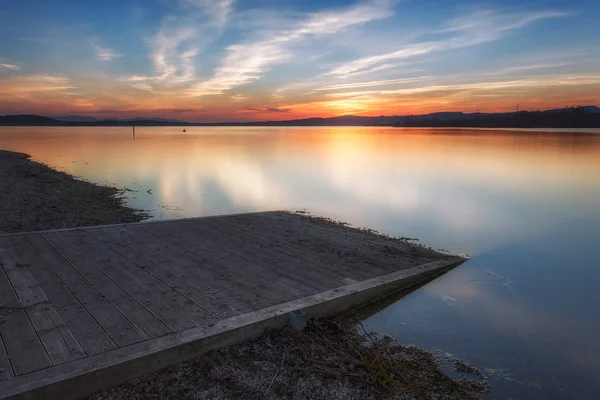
top-left (0, 0), bottom-right (599, 121)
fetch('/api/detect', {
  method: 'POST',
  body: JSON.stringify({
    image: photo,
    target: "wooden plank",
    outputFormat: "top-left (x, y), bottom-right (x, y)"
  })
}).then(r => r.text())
top-left (159, 220), bottom-right (328, 295)
top-left (0, 308), bottom-right (52, 376)
top-left (0, 242), bottom-right (53, 376)
top-left (0, 335), bottom-right (12, 381)
top-left (0, 264), bottom-right (15, 380)
top-left (101, 226), bottom-right (255, 316)
top-left (78, 227), bottom-right (242, 318)
top-left (214, 215), bottom-right (397, 279)
top-left (248, 212), bottom-right (442, 265)
top-left (181, 218), bottom-right (349, 288)
top-left (88, 229), bottom-right (217, 326)
top-left (226, 212), bottom-right (425, 270)
top-left (45, 231), bottom-right (171, 341)
top-left (141, 221), bottom-right (306, 296)
top-left (7, 235), bottom-right (116, 356)
top-left (104, 225), bottom-right (274, 314)
top-left (0, 263), bottom-right (19, 310)
top-left (0, 237), bottom-right (87, 366)
top-left (0, 242), bottom-right (47, 307)
top-left (234, 217), bottom-right (407, 279)
top-left (26, 303), bottom-right (87, 366)
top-left (134, 223), bottom-right (300, 304)
top-left (64, 230), bottom-right (195, 333)
top-left (236, 212), bottom-right (410, 253)
top-left (24, 233), bottom-right (145, 348)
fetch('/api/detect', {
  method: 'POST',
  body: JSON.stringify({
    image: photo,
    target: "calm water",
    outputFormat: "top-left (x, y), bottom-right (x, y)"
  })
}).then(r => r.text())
top-left (2, 126), bottom-right (600, 399)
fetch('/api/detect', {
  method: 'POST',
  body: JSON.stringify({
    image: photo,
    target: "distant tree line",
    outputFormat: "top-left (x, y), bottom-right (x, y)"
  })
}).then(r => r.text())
top-left (400, 107), bottom-right (600, 128)
top-left (2, 106), bottom-right (599, 128)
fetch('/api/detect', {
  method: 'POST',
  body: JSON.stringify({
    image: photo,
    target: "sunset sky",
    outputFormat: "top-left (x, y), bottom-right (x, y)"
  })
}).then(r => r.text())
top-left (1, 0), bottom-right (599, 122)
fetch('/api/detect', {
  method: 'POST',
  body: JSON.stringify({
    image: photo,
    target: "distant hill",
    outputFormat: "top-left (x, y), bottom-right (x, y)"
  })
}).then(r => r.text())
top-left (2, 106), bottom-right (599, 128)
top-left (53, 115), bottom-right (186, 124)
top-left (55, 115), bottom-right (99, 123)
top-left (123, 117), bottom-right (185, 123)
top-left (0, 115), bottom-right (191, 127)
top-left (0, 115), bottom-right (70, 126)
top-left (398, 106), bottom-right (600, 128)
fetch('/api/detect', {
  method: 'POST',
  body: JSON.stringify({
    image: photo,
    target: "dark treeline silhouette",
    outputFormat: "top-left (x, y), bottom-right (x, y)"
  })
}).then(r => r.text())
top-left (1, 106), bottom-right (599, 128)
top-left (399, 106), bottom-right (600, 128)
top-left (0, 115), bottom-right (191, 126)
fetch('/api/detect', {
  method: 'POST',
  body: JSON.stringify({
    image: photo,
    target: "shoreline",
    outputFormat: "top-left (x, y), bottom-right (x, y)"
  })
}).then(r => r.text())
top-left (0, 149), bottom-right (487, 399)
top-left (0, 150), bottom-right (149, 234)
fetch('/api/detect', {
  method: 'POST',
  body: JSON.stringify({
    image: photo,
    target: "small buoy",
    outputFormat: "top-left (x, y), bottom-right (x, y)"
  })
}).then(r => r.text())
top-left (182, 129), bottom-right (186, 132)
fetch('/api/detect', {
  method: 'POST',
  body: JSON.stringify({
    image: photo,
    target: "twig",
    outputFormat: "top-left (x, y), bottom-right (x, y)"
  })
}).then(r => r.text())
top-left (160, 203), bottom-right (184, 214)
top-left (265, 351), bottom-right (286, 394)
top-left (359, 321), bottom-right (376, 345)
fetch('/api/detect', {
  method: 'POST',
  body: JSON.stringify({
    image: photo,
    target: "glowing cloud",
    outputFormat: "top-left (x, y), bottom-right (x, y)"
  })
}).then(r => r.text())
top-left (0, 63), bottom-right (20, 71)
top-left (87, 39), bottom-right (122, 61)
top-left (0, 74), bottom-right (75, 95)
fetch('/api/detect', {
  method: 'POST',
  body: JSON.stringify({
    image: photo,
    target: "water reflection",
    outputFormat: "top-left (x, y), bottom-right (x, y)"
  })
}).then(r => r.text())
top-left (2, 126), bottom-right (600, 398)
top-left (364, 219), bottom-right (600, 399)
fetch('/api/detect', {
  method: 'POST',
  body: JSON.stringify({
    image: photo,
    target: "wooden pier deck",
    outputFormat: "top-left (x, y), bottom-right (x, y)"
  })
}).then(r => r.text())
top-left (0, 211), bottom-right (465, 400)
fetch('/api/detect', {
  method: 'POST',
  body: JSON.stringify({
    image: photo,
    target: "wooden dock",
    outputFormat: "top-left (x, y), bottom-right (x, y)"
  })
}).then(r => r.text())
top-left (0, 211), bottom-right (465, 400)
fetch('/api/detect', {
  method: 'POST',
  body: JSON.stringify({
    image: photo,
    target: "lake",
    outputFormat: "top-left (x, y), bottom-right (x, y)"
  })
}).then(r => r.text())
top-left (2, 126), bottom-right (600, 399)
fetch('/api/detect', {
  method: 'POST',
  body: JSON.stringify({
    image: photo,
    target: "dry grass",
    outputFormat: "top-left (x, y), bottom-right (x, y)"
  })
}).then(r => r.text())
top-left (91, 319), bottom-right (488, 400)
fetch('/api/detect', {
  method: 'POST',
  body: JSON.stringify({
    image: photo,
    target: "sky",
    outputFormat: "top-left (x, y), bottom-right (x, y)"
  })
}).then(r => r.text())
top-left (0, 0), bottom-right (599, 122)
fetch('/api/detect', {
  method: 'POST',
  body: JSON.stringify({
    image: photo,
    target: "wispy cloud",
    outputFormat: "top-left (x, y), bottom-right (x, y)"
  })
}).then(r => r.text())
top-left (440, 9), bottom-right (568, 36)
top-left (148, 23), bottom-right (198, 84)
top-left (327, 42), bottom-right (441, 78)
top-left (339, 63), bottom-right (406, 79)
top-left (324, 74), bottom-right (600, 98)
top-left (131, 83), bottom-right (155, 92)
top-left (0, 63), bottom-right (20, 71)
top-left (129, 0), bottom-right (235, 88)
top-left (230, 94), bottom-right (248, 102)
top-left (180, 0), bottom-right (235, 28)
top-left (326, 9), bottom-right (569, 79)
top-left (0, 74), bottom-right (77, 101)
top-left (124, 23), bottom-right (198, 86)
top-left (8, 74), bottom-right (75, 92)
top-left (479, 62), bottom-right (574, 76)
top-left (87, 39), bottom-right (122, 61)
top-left (187, 0), bottom-right (397, 96)
top-left (242, 107), bottom-right (291, 113)
top-left (314, 76), bottom-right (432, 91)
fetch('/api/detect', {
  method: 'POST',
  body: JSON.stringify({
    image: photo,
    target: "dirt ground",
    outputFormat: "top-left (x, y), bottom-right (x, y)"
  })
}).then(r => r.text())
top-left (90, 319), bottom-right (488, 400)
top-left (0, 150), bottom-right (148, 233)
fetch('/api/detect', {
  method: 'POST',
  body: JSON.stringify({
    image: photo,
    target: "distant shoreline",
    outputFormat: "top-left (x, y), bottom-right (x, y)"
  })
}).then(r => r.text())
top-left (0, 150), bottom-right (148, 233)
top-left (1, 105), bottom-right (599, 128)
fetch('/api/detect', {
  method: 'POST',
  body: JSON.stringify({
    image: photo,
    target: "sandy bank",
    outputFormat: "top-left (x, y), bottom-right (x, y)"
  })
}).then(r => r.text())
top-left (0, 150), bottom-right (148, 233)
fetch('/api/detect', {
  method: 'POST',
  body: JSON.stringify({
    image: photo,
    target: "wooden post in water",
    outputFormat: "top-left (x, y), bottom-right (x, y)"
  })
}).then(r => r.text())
top-left (132, 124), bottom-right (136, 140)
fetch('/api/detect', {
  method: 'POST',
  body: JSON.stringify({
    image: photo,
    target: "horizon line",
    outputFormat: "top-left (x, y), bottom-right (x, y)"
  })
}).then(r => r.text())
top-left (2, 104), bottom-right (598, 125)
